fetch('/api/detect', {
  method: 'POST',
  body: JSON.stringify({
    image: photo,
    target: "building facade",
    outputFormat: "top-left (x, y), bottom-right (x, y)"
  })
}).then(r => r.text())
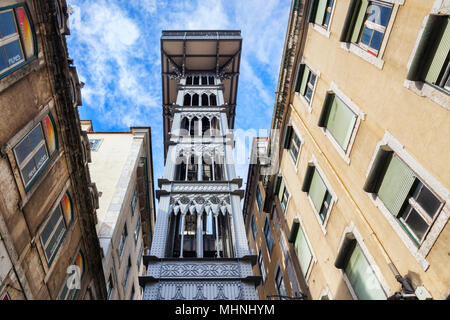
top-left (140, 30), bottom-right (259, 300)
top-left (253, 0), bottom-right (449, 300)
top-left (0, 0), bottom-right (106, 299)
top-left (82, 121), bottom-right (156, 300)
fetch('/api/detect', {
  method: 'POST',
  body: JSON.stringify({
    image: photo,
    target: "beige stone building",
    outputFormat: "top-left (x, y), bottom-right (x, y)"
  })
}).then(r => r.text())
top-left (248, 0), bottom-right (450, 300)
top-left (0, 0), bottom-right (106, 299)
top-left (81, 121), bottom-right (155, 300)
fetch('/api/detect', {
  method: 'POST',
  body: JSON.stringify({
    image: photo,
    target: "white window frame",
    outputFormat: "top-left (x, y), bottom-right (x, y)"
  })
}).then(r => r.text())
top-left (295, 59), bottom-right (320, 113)
top-left (280, 176), bottom-right (291, 214)
top-left (294, 213), bottom-right (317, 282)
top-left (404, 2), bottom-right (450, 111)
top-left (365, 131), bottom-right (450, 271)
top-left (337, 222), bottom-right (392, 299)
top-left (286, 123), bottom-right (303, 169)
top-left (340, 0), bottom-right (404, 70)
top-left (306, 155), bottom-right (338, 235)
top-left (311, 0), bottom-right (337, 38)
top-left (321, 82), bottom-right (365, 164)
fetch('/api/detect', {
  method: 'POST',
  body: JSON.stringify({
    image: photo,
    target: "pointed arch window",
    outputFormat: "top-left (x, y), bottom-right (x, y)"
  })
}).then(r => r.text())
top-left (203, 210), bottom-right (216, 257)
top-left (183, 94), bottom-right (191, 106)
top-left (192, 93), bottom-right (199, 106)
top-left (201, 76), bottom-right (208, 85)
top-left (202, 117), bottom-right (210, 136)
top-left (180, 117), bottom-right (189, 135)
top-left (193, 76), bottom-right (200, 85)
top-left (210, 93), bottom-right (217, 106)
top-left (174, 152), bottom-right (187, 180)
top-left (187, 154), bottom-right (198, 181)
top-left (186, 76), bottom-right (192, 85)
top-left (208, 76), bottom-right (215, 85)
top-left (190, 117), bottom-right (199, 136)
top-left (201, 93), bottom-right (209, 106)
top-left (202, 153), bottom-right (213, 181)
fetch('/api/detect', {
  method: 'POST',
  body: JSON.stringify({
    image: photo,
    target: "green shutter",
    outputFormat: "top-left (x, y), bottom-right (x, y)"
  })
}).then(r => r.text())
top-left (294, 64), bottom-right (305, 92)
top-left (325, 97), bottom-right (357, 151)
top-left (340, 0), bottom-right (361, 42)
top-left (308, 0), bottom-right (319, 23)
top-left (315, 0), bottom-right (328, 25)
top-left (302, 165), bottom-right (315, 192)
top-left (407, 15), bottom-right (449, 81)
top-left (295, 225), bottom-right (313, 275)
top-left (363, 147), bottom-right (393, 193)
top-left (425, 17), bottom-right (450, 84)
top-left (318, 92), bottom-right (335, 127)
top-left (351, 0), bottom-right (369, 43)
top-left (299, 66), bottom-right (310, 96)
top-left (288, 218), bottom-right (300, 243)
top-left (283, 126), bottom-right (294, 149)
top-left (378, 155), bottom-right (416, 217)
top-left (278, 177), bottom-right (285, 200)
top-left (309, 169), bottom-right (327, 213)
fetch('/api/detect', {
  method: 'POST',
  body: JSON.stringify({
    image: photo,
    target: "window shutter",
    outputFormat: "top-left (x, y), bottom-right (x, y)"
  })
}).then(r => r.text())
top-left (425, 17), bottom-right (450, 84)
top-left (315, 0), bottom-right (328, 25)
top-left (339, 0), bottom-right (361, 42)
top-left (318, 92), bottom-right (334, 127)
top-left (283, 126), bottom-right (294, 149)
top-left (278, 177), bottom-right (285, 200)
top-left (325, 97), bottom-right (357, 151)
top-left (308, 0), bottom-right (319, 23)
top-left (334, 233), bottom-right (356, 269)
top-left (295, 225), bottom-right (313, 275)
top-left (288, 218), bottom-right (300, 243)
top-left (301, 165), bottom-right (315, 192)
top-left (407, 15), bottom-right (448, 81)
top-left (299, 66), bottom-right (310, 96)
top-left (309, 170), bottom-right (327, 213)
top-left (350, 0), bottom-right (368, 43)
top-left (294, 64), bottom-right (305, 92)
top-left (378, 155), bottom-right (416, 217)
top-left (273, 175), bottom-right (282, 195)
top-left (363, 147), bottom-right (393, 193)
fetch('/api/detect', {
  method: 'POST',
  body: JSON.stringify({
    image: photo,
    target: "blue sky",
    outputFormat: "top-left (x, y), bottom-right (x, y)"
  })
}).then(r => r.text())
top-left (66, 0), bottom-right (290, 199)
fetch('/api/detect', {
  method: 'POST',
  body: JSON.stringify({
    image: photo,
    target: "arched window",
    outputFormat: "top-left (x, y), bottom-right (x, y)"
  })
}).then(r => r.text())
top-left (186, 76), bottom-right (192, 85)
top-left (183, 94), bottom-right (191, 106)
top-left (0, 4), bottom-right (36, 79)
top-left (182, 213), bottom-right (197, 257)
top-left (211, 117), bottom-right (220, 136)
top-left (202, 117), bottom-right (210, 136)
top-left (210, 94), bottom-right (217, 106)
top-left (187, 154), bottom-right (198, 181)
top-left (193, 76), bottom-right (200, 85)
top-left (202, 154), bottom-right (213, 181)
top-left (201, 76), bottom-right (208, 85)
top-left (208, 76), bottom-right (215, 85)
top-left (180, 117), bottom-right (189, 135)
top-left (203, 210), bottom-right (216, 257)
top-left (190, 117), bottom-right (199, 136)
top-left (174, 153), bottom-right (187, 180)
top-left (214, 154), bottom-right (224, 181)
top-left (192, 93), bottom-right (199, 106)
top-left (201, 93), bottom-right (209, 106)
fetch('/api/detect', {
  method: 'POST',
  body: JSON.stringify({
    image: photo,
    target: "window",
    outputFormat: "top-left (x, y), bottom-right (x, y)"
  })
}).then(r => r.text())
top-left (340, 0), bottom-right (393, 57)
top-left (123, 257), bottom-right (131, 289)
top-left (89, 138), bottom-right (102, 151)
top-left (59, 251), bottom-right (84, 300)
top-left (364, 151), bottom-right (443, 245)
top-left (256, 184), bottom-right (263, 212)
top-left (283, 126), bottom-right (302, 163)
top-left (273, 175), bottom-right (290, 213)
top-left (13, 115), bottom-right (57, 189)
top-left (407, 15), bottom-right (450, 95)
top-left (294, 64), bottom-right (317, 103)
top-left (40, 192), bottom-right (73, 264)
top-left (251, 215), bottom-right (257, 241)
top-left (336, 239), bottom-right (386, 300)
top-left (0, 4), bottom-right (36, 78)
top-left (118, 223), bottom-right (127, 257)
top-left (131, 186), bottom-right (138, 216)
top-left (263, 217), bottom-right (274, 255)
top-left (293, 221), bottom-right (313, 278)
top-left (106, 273), bottom-right (114, 300)
top-left (309, 0), bottom-right (334, 28)
top-left (318, 92), bottom-right (357, 153)
top-left (137, 243), bottom-right (143, 272)
top-left (275, 266), bottom-right (288, 299)
top-left (134, 217), bottom-right (141, 244)
top-left (257, 249), bottom-right (266, 284)
top-left (302, 166), bottom-right (333, 224)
